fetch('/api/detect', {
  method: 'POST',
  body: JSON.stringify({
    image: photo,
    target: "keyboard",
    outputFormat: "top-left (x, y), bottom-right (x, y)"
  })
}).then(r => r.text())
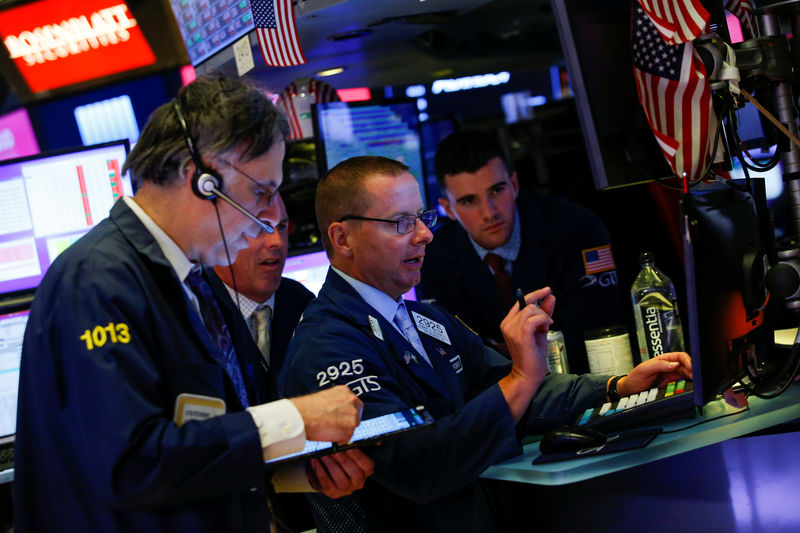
top-left (575, 380), bottom-right (696, 432)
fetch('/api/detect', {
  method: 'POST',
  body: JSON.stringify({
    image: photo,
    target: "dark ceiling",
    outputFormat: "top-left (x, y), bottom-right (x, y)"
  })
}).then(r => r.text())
top-left (199, 0), bottom-right (563, 92)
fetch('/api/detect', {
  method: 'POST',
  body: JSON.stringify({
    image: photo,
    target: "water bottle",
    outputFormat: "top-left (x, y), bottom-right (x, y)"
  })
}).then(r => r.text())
top-left (631, 252), bottom-right (684, 360)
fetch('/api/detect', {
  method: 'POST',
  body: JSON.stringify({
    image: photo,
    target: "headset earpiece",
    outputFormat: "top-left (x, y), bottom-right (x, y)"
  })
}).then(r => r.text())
top-left (172, 98), bottom-right (222, 200)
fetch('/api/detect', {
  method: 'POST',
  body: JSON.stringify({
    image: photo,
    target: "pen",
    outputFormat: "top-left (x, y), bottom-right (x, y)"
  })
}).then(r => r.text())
top-left (517, 288), bottom-right (526, 310)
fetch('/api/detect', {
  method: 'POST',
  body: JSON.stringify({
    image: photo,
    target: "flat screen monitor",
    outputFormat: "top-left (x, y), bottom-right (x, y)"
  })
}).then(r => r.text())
top-left (283, 248), bottom-right (417, 301)
top-left (168, 0), bottom-right (254, 66)
top-left (0, 308), bottom-right (28, 443)
top-left (312, 100), bottom-right (427, 206)
top-left (681, 183), bottom-right (771, 406)
top-left (0, 140), bottom-right (132, 301)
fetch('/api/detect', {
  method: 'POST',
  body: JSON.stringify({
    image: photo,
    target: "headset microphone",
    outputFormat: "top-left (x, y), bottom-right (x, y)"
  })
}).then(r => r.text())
top-left (172, 98), bottom-right (273, 234)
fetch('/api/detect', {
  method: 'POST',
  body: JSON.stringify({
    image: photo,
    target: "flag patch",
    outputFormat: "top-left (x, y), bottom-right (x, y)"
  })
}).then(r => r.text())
top-left (583, 245), bottom-right (616, 274)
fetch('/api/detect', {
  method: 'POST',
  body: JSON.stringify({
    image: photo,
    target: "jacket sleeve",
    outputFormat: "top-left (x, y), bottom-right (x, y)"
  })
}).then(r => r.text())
top-left (282, 314), bottom-right (521, 503)
top-left (31, 256), bottom-right (266, 511)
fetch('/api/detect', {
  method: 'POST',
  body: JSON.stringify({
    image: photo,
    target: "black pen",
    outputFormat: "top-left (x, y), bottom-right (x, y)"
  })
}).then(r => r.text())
top-left (517, 288), bottom-right (526, 310)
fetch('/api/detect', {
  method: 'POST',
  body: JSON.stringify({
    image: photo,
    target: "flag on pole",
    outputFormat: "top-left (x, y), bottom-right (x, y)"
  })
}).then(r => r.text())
top-left (724, 0), bottom-right (756, 38)
top-left (632, 3), bottom-right (717, 181)
top-left (636, 0), bottom-right (709, 44)
top-left (251, 0), bottom-right (306, 67)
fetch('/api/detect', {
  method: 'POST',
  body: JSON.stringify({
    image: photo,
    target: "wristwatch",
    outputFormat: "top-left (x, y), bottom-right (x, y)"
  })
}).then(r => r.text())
top-left (608, 374), bottom-right (626, 403)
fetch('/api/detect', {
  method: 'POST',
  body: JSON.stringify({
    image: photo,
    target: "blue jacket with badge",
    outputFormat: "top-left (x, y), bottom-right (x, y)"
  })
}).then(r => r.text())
top-left (280, 269), bottom-right (608, 533)
top-left (419, 193), bottom-right (622, 375)
top-left (14, 200), bottom-right (273, 533)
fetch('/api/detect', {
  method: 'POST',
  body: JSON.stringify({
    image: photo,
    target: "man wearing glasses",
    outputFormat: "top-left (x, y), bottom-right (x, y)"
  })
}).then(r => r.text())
top-left (15, 76), bottom-right (372, 533)
top-left (279, 155), bottom-right (690, 532)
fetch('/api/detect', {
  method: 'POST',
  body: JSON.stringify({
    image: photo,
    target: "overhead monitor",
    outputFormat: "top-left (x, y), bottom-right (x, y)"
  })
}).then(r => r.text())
top-left (0, 140), bottom-right (132, 302)
top-left (312, 100), bottom-right (427, 207)
top-left (167, 0), bottom-right (254, 67)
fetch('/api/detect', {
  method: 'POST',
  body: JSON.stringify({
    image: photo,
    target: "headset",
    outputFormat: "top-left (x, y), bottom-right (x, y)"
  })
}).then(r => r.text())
top-left (172, 98), bottom-right (273, 233)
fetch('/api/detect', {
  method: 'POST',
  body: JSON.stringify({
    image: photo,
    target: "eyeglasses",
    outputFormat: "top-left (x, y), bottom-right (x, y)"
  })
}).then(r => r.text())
top-left (217, 158), bottom-right (277, 206)
top-left (337, 209), bottom-right (438, 234)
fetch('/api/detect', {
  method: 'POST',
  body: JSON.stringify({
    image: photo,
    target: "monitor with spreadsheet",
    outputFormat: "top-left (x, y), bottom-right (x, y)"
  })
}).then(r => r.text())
top-left (0, 140), bottom-right (133, 301)
top-left (0, 308), bottom-right (28, 443)
top-left (283, 248), bottom-right (417, 301)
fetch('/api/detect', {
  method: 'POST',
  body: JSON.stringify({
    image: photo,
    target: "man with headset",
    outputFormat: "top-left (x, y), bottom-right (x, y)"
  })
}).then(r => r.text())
top-left (15, 76), bottom-right (373, 532)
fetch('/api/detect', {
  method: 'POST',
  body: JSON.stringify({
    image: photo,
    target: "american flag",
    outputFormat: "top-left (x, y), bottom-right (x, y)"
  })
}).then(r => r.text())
top-left (251, 0), bottom-right (305, 67)
top-left (636, 0), bottom-right (709, 44)
top-left (725, 0), bottom-right (756, 38)
top-left (583, 245), bottom-right (616, 275)
top-left (632, 4), bottom-right (717, 182)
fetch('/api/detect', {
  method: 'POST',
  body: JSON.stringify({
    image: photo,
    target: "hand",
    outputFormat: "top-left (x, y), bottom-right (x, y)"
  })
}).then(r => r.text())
top-left (290, 385), bottom-right (363, 444)
top-left (618, 352), bottom-right (693, 397)
top-left (501, 287), bottom-right (555, 381)
top-left (497, 287), bottom-right (555, 420)
top-left (307, 449), bottom-right (375, 499)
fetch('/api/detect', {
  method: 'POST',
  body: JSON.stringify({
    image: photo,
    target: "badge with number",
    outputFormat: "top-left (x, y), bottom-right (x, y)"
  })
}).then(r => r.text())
top-left (411, 311), bottom-right (451, 345)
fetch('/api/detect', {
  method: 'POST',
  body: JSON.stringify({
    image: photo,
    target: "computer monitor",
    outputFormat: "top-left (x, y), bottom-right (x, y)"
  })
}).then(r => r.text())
top-left (167, 0), bottom-right (254, 67)
top-left (311, 100), bottom-right (427, 206)
top-left (0, 140), bottom-right (133, 303)
top-left (282, 247), bottom-right (417, 301)
top-left (681, 182), bottom-right (772, 407)
top-left (0, 308), bottom-right (28, 445)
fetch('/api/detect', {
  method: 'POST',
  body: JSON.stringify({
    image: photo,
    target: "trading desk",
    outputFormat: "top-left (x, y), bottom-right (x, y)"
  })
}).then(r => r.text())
top-left (481, 382), bottom-right (800, 532)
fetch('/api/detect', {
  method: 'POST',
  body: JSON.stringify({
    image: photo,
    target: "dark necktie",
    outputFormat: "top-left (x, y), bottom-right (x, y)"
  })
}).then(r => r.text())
top-left (484, 252), bottom-right (514, 310)
top-left (185, 269), bottom-right (249, 408)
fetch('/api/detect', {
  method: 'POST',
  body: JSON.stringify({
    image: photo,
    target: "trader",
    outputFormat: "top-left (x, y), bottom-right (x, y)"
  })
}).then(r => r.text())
top-left (213, 191), bottom-right (317, 532)
top-left (280, 155), bottom-right (691, 532)
top-left (214, 191), bottom-right (314, 398)
top-left (419, 129), bottom-right (621, 374)
top-left (14, 75), bottom-right (372, 533)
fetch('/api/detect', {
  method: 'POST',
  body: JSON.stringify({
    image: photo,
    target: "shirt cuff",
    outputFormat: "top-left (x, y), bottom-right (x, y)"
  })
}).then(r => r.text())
top-left (247, 398), bottom-right (305, 461)
top-left (271, 462), bottom-right (315, 493)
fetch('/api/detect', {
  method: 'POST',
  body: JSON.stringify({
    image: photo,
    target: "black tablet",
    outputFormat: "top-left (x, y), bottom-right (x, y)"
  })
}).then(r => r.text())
top-left (265, 405), bottom-right (434, 466)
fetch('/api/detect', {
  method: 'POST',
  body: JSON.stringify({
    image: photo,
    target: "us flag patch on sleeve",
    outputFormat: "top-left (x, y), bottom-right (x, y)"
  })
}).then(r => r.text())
top-left (582, 245), bottom-right (615, 274)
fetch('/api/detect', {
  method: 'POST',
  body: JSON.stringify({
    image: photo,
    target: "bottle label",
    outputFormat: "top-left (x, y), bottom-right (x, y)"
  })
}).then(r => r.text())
top-left (639, 305), bottom-right (679, 357)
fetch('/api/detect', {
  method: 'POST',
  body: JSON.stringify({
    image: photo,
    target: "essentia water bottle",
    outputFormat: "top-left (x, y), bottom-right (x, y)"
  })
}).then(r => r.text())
top-left (631, 252), bottom-right (684, 360)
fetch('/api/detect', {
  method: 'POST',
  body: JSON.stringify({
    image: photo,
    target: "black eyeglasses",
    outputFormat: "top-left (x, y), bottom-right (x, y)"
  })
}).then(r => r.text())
top-left (338, 209), bottom-right (438, 234)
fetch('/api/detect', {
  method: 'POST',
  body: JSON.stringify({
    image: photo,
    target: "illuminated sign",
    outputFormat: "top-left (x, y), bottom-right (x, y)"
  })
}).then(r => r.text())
top-left (431, 72), bottom-right (511, 95)
top-left (0, 0), bottom-right (156, 93)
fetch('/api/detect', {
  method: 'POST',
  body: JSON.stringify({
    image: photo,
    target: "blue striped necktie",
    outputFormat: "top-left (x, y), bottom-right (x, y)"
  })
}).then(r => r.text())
top-left (185, 269), bottom-right (249, 408)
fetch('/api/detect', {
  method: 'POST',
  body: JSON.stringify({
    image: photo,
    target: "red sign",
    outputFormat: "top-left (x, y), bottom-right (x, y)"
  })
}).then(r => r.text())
top-left (0, 0), bottom-right (156, 93)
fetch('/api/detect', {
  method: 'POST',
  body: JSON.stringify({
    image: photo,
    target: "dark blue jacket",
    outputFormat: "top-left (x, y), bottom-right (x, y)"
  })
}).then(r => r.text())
top-left (280, 269), bottom-right (608, 533)
top-left (419, 193), bottom-right (622, 374)
top-left (15, 200), bottom-right (273, 532)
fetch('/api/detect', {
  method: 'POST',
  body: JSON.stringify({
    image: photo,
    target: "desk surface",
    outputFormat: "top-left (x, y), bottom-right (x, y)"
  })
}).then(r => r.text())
top-left (482, 381), bottom-right (800, 486)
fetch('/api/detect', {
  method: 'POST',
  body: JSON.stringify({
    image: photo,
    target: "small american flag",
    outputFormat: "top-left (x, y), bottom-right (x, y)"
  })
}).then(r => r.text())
top-left (636, 0), bottom-right (709, 44)
top-left (583, 245), bottom-right (616, 275)
top-left (725, 0), bottom-right (756, 38)
top-left (632, 4), bottom-right (717, 182)
top-left (251, 0), bottom-right (305, 67)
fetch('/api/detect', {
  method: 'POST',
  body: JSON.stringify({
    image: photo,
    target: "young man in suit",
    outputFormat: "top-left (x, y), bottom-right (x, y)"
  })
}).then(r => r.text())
top-left (419, 129), bottom-right (622, 374)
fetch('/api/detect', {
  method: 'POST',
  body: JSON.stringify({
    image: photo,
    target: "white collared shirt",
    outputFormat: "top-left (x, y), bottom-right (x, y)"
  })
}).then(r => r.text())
top-left (122, 196), bottom-right (306, 469)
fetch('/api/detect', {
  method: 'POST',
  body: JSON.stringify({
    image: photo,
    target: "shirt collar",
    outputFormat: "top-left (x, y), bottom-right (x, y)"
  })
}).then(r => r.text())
top-left (332, 266), bottom-right (404, 325)
top-left (221, 281), bottom-right (276, 320)
top-left (470, 207), bottom-right (522, 263)
top-left (123, 196), bottom-right (195, 281)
